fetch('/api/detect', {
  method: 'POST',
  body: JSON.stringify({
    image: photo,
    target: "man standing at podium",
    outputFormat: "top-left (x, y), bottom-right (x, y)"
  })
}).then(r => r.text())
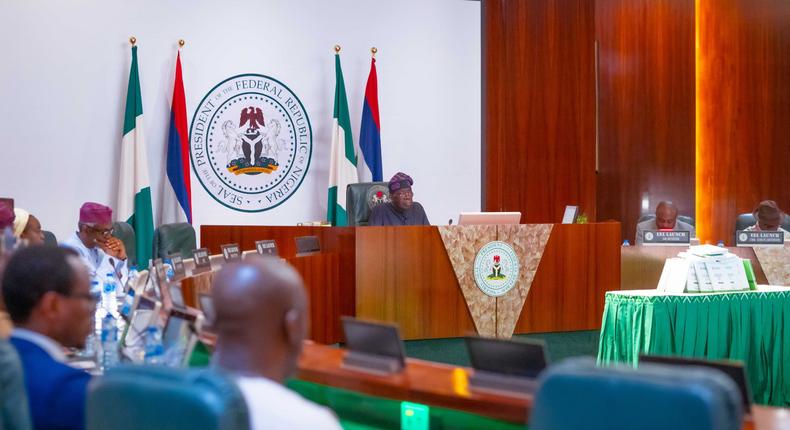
top-left (368, 172), bottom-right (430, 226)
top-left (635, 201), bottom-right (695, 245)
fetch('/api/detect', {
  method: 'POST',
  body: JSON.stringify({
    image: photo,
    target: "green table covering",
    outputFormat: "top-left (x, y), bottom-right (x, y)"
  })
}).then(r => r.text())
top-left (597, 286), bottom-right (790, 406)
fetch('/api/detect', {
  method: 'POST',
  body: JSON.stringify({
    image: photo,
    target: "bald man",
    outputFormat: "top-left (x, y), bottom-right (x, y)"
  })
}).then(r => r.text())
top-left (635, 201), bottom-right (696, 245)
top-left (211, 256), bottom-right (341, 430)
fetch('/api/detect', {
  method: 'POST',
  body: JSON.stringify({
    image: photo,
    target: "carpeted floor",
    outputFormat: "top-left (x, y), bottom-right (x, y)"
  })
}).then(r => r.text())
top-left (403, 330), bottom-right (600, 367)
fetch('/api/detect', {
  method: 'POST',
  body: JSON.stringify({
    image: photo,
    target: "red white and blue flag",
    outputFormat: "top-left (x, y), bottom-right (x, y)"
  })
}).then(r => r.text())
top-left (161, 51), bottom-right (192, 224)
top-left (358, 57), bottom-right (382, 182)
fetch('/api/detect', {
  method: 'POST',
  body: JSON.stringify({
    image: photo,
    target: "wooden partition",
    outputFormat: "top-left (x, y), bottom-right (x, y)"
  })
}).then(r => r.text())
top-left (202, 223), bottom-right (621, 341)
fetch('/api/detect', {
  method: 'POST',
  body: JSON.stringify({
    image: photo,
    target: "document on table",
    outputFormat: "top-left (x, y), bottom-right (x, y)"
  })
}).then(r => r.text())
top-left (705, 255), bottom-right (749, 292)
top-left (657, 258), bottom-right (691, 293)
top-left (693, 260), bottom-right (714, 292)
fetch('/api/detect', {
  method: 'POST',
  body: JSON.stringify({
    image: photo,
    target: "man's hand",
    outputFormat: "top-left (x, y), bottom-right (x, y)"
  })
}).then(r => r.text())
top-left (100, 237), bottom-right (127, 261)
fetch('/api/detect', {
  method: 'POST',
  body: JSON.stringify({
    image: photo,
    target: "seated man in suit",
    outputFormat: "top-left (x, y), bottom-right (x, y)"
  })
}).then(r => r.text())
top-left (368, 172), bottom-right (430, 226)
top-left (745, 200), bottom-right (790, 238)
top-left (635, 201), bottom-right (695, 245)
top-left (2, 246), bottom-right (94, 430)
top-left (212, 256), bottom-right (342, 430)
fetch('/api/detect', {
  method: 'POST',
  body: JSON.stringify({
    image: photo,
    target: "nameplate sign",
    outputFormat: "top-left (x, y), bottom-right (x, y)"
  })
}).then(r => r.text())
top-left (168, 252), bottom-right (186, 280)
top-left (736, 230), bottom-right (784, 247)
top-left (256, 240), bottom-right (278, 256)
top-left (221, 243), bottom-right (241, 262)
top-left (192, 248), bottom-right (211, 273)
top-left (642, 231), bottom-right (691, 246)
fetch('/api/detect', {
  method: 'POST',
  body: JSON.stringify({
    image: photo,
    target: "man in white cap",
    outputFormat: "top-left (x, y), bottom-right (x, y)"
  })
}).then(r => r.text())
top-left (12, 208), bottom-right (44, 246)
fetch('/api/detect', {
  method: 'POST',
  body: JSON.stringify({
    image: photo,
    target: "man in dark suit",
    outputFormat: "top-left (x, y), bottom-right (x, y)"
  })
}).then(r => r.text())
top-left (2, 246), bottom-right (95, 430)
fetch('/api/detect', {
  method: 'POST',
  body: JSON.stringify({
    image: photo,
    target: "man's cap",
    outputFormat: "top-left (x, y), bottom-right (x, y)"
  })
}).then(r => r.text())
top-left (389, 172), bottom-right (413, 193)
top-left (79, 202), bottom-right (112, 225)
top-left (754, 200), bottom-right (783, 221)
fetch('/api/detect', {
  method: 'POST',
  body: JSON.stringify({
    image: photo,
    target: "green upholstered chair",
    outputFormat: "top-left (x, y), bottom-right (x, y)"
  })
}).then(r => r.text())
top-left (152, 223), bottom-right (196, 260)
top-left (41, 230), bottom-right (57, 247)
top-left (112, 221), bottom-right (137, 268)
top-left (529, 358), bottom-right (743, 430)
top-left (87, 366), bottom-right (249, 430)
top-left (0, 340), bottom-right (33, 430)
top-left (346, 182), bottom-right (390, 226)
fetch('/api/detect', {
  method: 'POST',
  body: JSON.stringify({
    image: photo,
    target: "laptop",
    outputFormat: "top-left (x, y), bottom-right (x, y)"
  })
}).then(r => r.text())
top-left (639, 354), bottom-right (752, 412)
top-left (465, 336), bottom-right (548, 396)
top-left (161, 308), bottom-right (203, 368)
top-left (458, 212), bottom-right (521, 226)
top-left (120, 295), bottom-right (162, 362)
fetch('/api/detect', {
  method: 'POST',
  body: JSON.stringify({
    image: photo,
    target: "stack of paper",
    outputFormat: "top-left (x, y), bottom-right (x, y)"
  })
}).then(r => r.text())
top-left (657, 248), bottom-right (754, 293)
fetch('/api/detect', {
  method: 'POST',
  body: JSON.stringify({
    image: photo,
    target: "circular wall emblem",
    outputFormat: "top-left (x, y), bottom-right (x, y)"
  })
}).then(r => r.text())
top-left (739, 232), bottom-right (749, 242)
top-left (189, 74), bottom-right (312, 212)
top-left (644, 232), bottom-right (654, 241)
top-left (473, 241), bottom-right (520, 297)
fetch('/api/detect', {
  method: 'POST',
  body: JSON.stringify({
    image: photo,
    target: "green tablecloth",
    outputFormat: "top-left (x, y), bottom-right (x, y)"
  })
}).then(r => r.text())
top-left (597, 286), bottom-right (790, 406)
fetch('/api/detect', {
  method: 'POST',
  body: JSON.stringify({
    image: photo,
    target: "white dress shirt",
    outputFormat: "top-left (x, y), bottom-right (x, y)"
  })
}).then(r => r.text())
top-left (62, 232), bottom-right (128, 285)
top-left (236, 375), bottom-right (342, 430)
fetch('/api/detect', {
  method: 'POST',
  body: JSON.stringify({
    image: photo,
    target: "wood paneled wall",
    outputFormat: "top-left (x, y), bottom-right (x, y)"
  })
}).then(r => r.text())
top-left (696, 0), bottom-right (790, 244)
top-left (482, 0), bottom-right (597, 223)
top-left (595, 0), bottom-right (696, 242)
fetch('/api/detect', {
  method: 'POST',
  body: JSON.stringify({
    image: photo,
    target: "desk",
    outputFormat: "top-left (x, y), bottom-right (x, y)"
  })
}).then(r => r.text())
top-left (293, 342), bottom-right (787, 429)
top-left (598, 287), bottom-right (790, 406)
top-left (201, 223), bottom-right (621, 339)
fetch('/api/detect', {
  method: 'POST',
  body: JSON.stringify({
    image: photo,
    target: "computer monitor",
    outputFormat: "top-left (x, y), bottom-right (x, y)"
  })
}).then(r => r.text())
top-left (465, 336), bottom-right (548, 378)
top-left (198, 293), bottom-right (216, 328)
top-left (458, 212), bottom-right (521, 226)
top-left (341, 317), bottom-right (406, 374)
top-left (168, 284), bottom-right (186, 309)
top-left (295, 236), bottom-right (321, 256)
top-left (639, 354), bottom-right (752, 412)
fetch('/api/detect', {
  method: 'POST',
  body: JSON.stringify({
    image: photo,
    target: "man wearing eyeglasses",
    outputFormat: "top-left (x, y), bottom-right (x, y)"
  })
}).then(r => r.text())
top-left (3, 246), bottom-right (96, 430)
top-left (62, 202), bottom-right (128, 284)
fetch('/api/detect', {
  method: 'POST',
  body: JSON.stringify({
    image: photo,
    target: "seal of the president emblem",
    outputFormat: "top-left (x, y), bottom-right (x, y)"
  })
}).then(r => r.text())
top-left (190, 74), bottom-right (312, 212)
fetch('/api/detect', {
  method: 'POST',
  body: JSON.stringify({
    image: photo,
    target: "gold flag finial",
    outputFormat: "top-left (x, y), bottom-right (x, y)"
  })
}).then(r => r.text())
top-left (371, 47), bottom-right (378, 57)
top-left (129, 36), bottom-right (137, 46)
top-left (334, 45), bottom-right (341, 53)
top-left (178, 39), bottom-right (185, 48)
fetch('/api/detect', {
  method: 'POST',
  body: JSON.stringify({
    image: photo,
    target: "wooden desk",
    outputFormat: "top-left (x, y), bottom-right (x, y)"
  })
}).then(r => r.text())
top-left (297, 342), bottom-right (529, 424)
top-left (201, 223), bottom-right (621, 340)
top-left (621, 246), bottom-right (769, 290)
top-left (297, 342), bottom-right (788, 429)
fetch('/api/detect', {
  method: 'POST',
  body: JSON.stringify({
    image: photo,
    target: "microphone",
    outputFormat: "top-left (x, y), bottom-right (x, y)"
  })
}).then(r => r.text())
top-left (448, 218), bottom-right (454, 225)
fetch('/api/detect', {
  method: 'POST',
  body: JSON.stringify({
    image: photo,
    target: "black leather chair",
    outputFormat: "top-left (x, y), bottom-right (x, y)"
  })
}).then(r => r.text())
top-left (637, 213), bottom-right (695, 227)
top-left (346, 182), bottom-right (390, 226)
top-left (152, 223), bottom-right (197, 260)
top-left (112, 221), bottom-right (137, 268)
top-left (41, 230), bottom-right (58, 247)
top-left (735, 213), bottom-right (790, 231)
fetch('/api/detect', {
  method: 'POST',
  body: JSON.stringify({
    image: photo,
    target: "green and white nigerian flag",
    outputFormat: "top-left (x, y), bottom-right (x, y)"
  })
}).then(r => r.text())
top-left (327, 53), bottom-right (358, 226)
top-left (117, 45), bottom-right (154, 268)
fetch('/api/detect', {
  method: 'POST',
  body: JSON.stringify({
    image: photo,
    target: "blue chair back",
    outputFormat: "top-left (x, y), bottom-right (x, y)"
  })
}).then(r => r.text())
top-left (529, 358), bottom-right (743, 430)
top-left (87, 366), bottom-right (249, 430)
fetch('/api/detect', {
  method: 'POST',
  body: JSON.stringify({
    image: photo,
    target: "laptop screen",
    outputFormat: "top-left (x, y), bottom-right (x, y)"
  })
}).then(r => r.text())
top-left (342, 317), bottom-right (405, 365)
top-left (465, 337), bottom-right (548, 378)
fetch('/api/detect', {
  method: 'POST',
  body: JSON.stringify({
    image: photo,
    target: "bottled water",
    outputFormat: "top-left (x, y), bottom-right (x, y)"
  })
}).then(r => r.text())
top-left (144, 326), bottom-right (164, 365)
top-left (102, 272), bottom-right (118, 315)
top-left (119, 268), bottom-right (138, 299)
top-left (622, 240), bottom-right (631, 247)
top-left (100, 314), bottom-right (119, 371)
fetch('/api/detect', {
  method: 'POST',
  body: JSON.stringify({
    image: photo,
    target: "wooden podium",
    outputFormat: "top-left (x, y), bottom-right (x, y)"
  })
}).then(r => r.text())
top-left (201, 222), bottom-right (621, 341)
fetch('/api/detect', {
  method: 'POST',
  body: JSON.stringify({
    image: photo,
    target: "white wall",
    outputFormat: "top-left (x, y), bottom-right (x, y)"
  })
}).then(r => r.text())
top-left (0, 0), bottom-right (481, 241)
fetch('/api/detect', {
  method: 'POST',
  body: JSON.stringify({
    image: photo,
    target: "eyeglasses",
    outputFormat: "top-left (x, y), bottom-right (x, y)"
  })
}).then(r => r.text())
top-left (82, 224), bottom-right (114, 237)
top-left (60, 291), bottom-right (101, 304)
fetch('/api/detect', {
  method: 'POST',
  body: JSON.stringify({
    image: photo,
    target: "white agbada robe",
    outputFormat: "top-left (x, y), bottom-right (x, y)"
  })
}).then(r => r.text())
top-left (62, 232), bottom-right (129, 285)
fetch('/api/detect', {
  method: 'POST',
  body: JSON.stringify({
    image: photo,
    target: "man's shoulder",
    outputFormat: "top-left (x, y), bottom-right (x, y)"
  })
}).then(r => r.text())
top-left (370, 202), bottom-right (393, 214)
top-left (11, 337), bottom-right (89, 382)
top-left (635, 219), bottom-right (656, 230)
top-left (675, 220), bottom-right (695, 231)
